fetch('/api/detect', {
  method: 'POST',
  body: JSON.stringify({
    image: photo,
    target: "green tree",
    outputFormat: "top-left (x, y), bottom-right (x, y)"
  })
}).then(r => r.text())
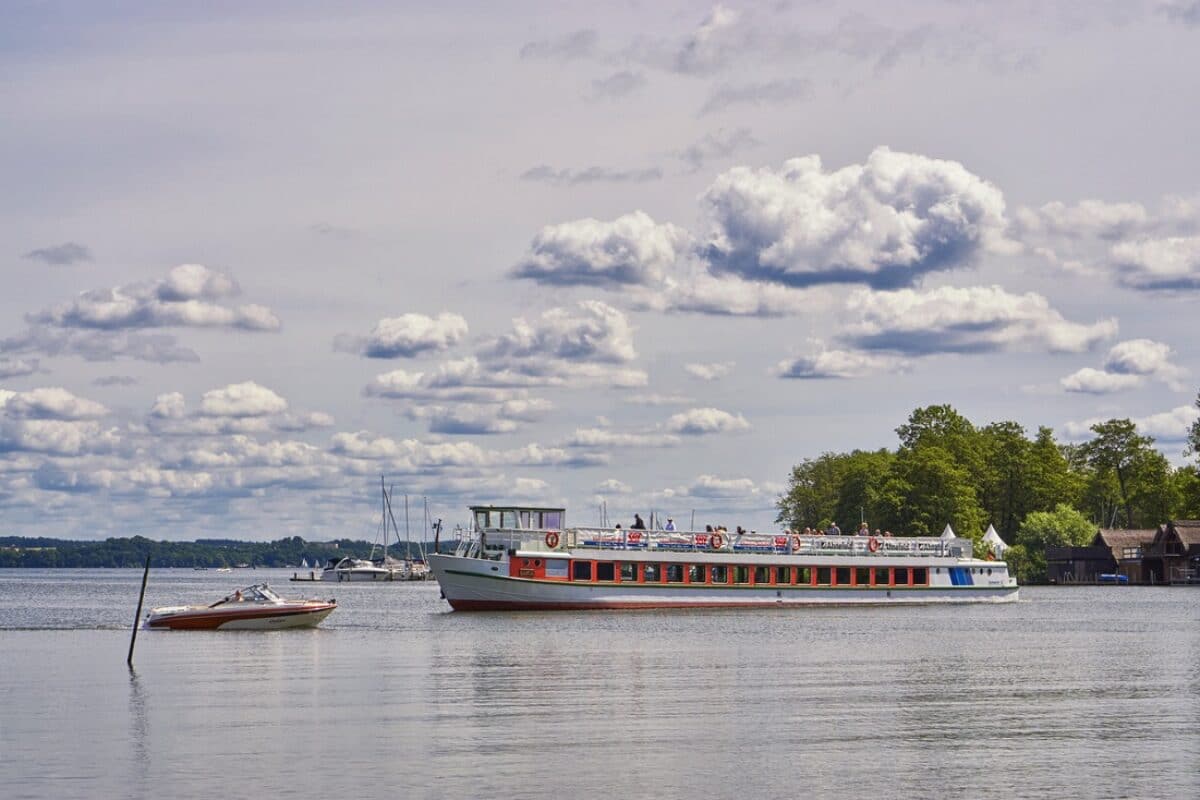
top-left (1015, 503), bottom-right (1095, 582)
top-left (1187, 389), bottom-right (1200, 463)
top-left (978, 420), bottom-right (1033, 542)
top-left (1080, 419), bottom-right (1154, 529)
top-left (1026, 426), bottom-right (1084, 513)
top-left (879, 444), bottom-right (986, 539)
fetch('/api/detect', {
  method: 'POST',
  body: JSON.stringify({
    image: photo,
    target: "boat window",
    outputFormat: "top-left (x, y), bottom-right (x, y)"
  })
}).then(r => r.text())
top-left (643, 563), bottom-right (659, 582)
top-left (835, 567), bottom-right (851, 586)
top-left (986, 568), bottom-right (993, 576)
top-left (545, 559), bottom-right (568, 578)
top-left (572, 561), bottom-right (592, 581)
top-left (620, 562), bottom-right (636, 581)
top-left (501, 511), bottom-right (518, 529)
top-left (894, 567), bottom-right (911, 586)
top-left (816, 567), bottom-right (831, 585)
top-left (754, 566), bottom-right (770, 584)
top-left (874, 567), bottom-right (890, 586)
top-left (688, 564), bottom-right (705, 583)
top-left (520, 511), bottom-right (530, 528)
top-left (733, 566), bottom-right (750, 584)
top-left (596, 562), bottom-right (615, 581)
top-left (854, 567), bottom-right (869, 586)
top-left (475, 510), bottom-right (490, 529)
top-left (665, 564), bottom-right (684, 583)
top-left (710, 565), bottom-right (728, 584)
top-left (544, 511), bottom-right (562, 529)
top-left (775, 566), bottom-right (791, 585)
top-left (797, 566), bottom-right (812, 585)
top-left (912, 567), bottom-right (927, 585)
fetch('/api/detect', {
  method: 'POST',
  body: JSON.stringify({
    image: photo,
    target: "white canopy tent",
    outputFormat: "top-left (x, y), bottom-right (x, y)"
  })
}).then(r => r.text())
top-left (940, 524), bottom-right (956, 540)
top-left (982, 524), bottom-right (1008, 556)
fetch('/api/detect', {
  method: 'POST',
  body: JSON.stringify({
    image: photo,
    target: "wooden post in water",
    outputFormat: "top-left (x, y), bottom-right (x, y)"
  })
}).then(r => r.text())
top-left (127, 555), bottom-right (151, 667)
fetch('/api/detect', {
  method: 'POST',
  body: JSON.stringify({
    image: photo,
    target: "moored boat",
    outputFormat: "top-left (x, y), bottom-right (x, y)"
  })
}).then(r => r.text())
top-left (428, 505), bottom-right (1019, 610)
top-left (145, 583), bottom-right (336, 630)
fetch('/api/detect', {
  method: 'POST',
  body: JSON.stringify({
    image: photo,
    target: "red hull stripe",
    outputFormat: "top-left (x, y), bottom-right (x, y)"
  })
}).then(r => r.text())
top-left (445, 599), bottom-right (907, 611)
top-left (148, 604), bottom-right (335, 629)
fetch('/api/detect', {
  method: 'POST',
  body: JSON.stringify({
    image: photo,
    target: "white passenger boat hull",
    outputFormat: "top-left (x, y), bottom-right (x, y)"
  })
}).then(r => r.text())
top-left (429, 552), bottom-right (1019, 611)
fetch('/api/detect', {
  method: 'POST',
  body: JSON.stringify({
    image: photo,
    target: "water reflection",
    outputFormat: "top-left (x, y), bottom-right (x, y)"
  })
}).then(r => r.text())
top-left (127, 668), bottom-right (149, 800)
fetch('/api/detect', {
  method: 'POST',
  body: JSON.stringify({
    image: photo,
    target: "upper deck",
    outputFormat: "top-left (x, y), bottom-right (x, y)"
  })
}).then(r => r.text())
top-left (462, 506), bottom-right (973, 560)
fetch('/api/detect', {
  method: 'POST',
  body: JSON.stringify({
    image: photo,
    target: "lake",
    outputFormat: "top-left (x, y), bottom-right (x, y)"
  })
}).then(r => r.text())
top-left (0, 569), bottom-right (1197, 799)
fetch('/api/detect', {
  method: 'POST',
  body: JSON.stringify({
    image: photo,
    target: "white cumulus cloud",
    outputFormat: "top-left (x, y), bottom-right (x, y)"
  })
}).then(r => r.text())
top-left (664, 407), bottom-right (750, 435)
top-left (340, 312), bottom-right (469, 359)
top-left (199, 382), bottom-right (288, 418)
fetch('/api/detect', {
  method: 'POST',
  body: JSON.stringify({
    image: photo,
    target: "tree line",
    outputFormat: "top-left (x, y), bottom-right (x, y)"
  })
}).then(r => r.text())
top-left (0, 535), bottom-right (438, 569)
top-left (776, 396), bottom-right (1200, 582)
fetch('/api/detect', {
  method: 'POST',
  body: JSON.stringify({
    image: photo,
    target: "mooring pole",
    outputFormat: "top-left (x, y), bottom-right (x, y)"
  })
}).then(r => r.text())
top-left (127, 555), bottom-right (151, 667)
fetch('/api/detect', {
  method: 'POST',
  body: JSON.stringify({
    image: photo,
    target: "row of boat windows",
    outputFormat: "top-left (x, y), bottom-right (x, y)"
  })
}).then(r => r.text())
top-left (476, 509), bottom-right (563, 530)
top-left (561, 561), bottom-right (930, 587)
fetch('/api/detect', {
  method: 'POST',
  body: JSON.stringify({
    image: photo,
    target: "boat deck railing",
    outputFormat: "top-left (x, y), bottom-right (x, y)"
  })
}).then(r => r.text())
top-left (456, 526), bottom-right (972, 559)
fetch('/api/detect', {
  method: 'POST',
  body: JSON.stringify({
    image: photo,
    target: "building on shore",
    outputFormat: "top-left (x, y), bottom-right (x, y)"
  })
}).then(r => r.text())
top-left (1139, 520), bottom-right (1200, 585)
top-left (1047, 521), bottom-right (1200, 584)
top-left (1047, 528), bottom-right (1157, 584)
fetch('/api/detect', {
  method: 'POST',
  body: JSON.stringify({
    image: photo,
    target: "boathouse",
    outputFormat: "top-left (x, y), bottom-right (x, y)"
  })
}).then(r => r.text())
top-left (1139, 520), bottom-right (1200, 584)
top-left (1046, 528), bottom-right (1156, 583)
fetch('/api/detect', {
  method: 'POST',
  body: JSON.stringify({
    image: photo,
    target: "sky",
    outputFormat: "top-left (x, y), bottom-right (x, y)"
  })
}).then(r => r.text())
top-left (3, 0), bottom-right (1200, 541)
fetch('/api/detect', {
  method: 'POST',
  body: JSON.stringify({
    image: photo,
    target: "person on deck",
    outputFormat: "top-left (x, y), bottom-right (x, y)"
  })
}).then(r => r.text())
top-left (664, 518), bottom-right (676, 531)
top-left (632, 514), bottom-right (646, 530)
top-left (827, 522), bottom-right (841, 536)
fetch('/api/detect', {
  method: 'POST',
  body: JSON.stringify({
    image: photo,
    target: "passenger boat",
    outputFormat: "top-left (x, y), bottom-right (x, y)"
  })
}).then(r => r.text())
top-left (428, 505), bottom-right (1019, 610)
top-left (144, 583), bottom-right (336, 630)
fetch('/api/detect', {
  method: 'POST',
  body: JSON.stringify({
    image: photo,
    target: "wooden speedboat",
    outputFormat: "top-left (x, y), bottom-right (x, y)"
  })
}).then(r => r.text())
top-left (145, 583), bottom-right (336, 630)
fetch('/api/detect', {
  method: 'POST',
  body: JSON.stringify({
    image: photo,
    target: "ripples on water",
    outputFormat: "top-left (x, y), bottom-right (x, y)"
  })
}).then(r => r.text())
top-left (0, 569), bottom-right (1197, 800)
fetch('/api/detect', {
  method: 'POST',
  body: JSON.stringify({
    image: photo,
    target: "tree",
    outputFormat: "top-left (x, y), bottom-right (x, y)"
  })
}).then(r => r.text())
top-left (1188, 390), bottom-right (1200, 464)
top-left (1015, 503), bottom-right (1095, 582)
top-left (879, 444), bottom-right (986, 539)
top-left (1026, 426), bottom-right (1084, 514)
top-left (1080, 419), bottom-right (1154, 529)
top-left (978, 421), bottom-right (1033, 542)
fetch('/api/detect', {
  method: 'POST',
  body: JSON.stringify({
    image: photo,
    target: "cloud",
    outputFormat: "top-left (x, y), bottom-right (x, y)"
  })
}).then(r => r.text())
top-left (405, 398), bottom-right (553, 436)
top-left (621, 392), bottom-right (694, 406)
top-left (1159, 1), bottom-right (1200, 26)
top-left (93, 375), bottom-right (138, 387)
top-left (512, 211), bottom-right (689, 288)
top-left (0, 327), bottom-right (200, 364)
top-left (663, 407), bottom-right (750, 435)
top-left (594, 478), bottom-right (632, 494)
top-left (151, 392), bottom-right (187, 419)
top-left (676, 127), bottom-right (760, 172)
top-left (519, 29), bottom-right (598, 60)
top-left (1060, 339), bottom-right (1185, 394)
top-left (589, 70), bottom-right (646, 99)
top-left (699, 78), bottom-right (813, 115)
top-left (519, 165), bottom-right (663, 186)
top-left (23, 242), bottom-right (92, 266)
top-left (684, 362), bottom-right (733, 381)
top-left (565, 427), bottom-right (681, 449)
top-left (1059, 368), bottom-right (1143, 395)
top-left (701, 147), bottom-right (1011, 289)
top-left (842, 285), bottom-right (1117, 355)
top-left (29, 264), bottom-right (281, 332)
top-left (1110, 236), bottom-right (1200, 291)
top-left (774, 343), bottom-right (909, 379)
top-left (1064, 405), bottom-right (1200, 442)
top-left (0, 387), bottom-right (108, 420)
top-left (337, 312), bottom-right (468, 359)
top-left (683, 474), bottom-right (761, 499)
top-left (481, 300), bottom-right (641, 373)
top-left (0, 419), bottom-right (120, 456)
top-left (673, 5), bottom-right (745, 74)
top-left (199, 382), bottom-right (288, 418)
top-left (0, 358), bottom-right (38, 379)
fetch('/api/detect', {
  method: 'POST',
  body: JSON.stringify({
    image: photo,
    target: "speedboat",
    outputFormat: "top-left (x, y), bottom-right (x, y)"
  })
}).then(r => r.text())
top-left (145, 583), bottom-right (336, 630)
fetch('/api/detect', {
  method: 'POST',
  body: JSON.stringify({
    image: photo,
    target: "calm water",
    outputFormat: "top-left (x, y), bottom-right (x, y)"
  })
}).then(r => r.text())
top-left (0, 569), bottom-right (1197, 800)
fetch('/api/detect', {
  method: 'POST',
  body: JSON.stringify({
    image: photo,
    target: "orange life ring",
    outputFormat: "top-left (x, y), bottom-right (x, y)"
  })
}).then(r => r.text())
top-left (711, 532), bottom-right (724, 549)
top-left (791, 535), bottom-right (802, 552)
top-left (867, 536), bottom-right (880, 553)
top-left (545, 531), bottom-right (560, 549)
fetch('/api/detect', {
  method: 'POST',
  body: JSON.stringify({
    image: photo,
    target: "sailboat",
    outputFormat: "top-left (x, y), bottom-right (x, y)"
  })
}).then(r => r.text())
top-left (321, 477), bottom-right (423, 582)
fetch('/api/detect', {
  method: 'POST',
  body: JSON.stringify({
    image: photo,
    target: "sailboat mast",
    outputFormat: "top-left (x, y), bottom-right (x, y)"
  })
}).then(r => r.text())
top-left (405, 494), bottom-right (411, 560)
top-left (381, 475), bottom-right (387, 561)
